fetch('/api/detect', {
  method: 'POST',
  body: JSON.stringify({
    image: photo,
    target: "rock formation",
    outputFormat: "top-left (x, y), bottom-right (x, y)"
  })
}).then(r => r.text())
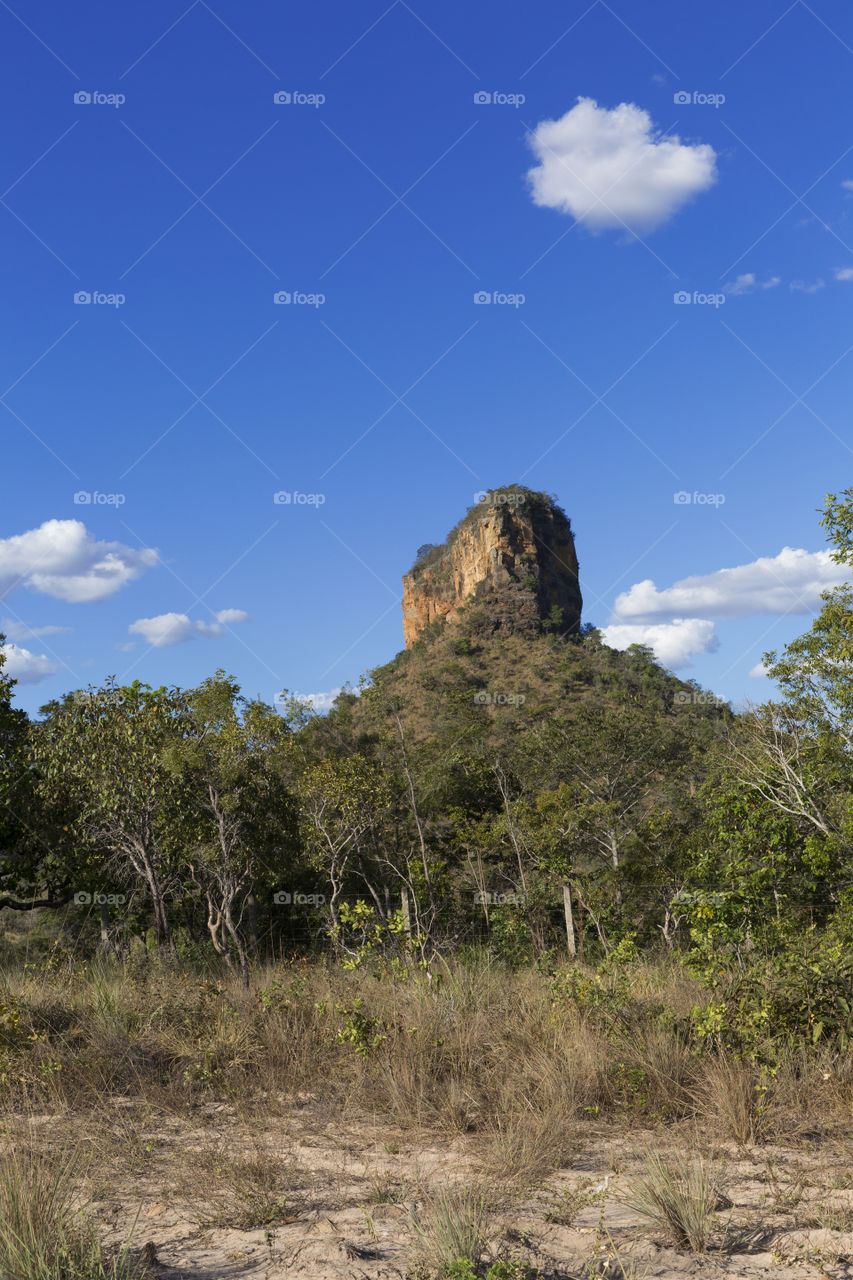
top-left (402, 487), bottom-right (582, 648)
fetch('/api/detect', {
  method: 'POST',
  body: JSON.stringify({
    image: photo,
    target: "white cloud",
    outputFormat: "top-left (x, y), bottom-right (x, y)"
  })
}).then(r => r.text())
top-left (749, 661), bottom-right (769, 678)
top-left (212, 608), bottom-right (249, 625)
top-left (128, 608), bottom-right (248, 648)
top-left (1, 643), bottom-right (59, 684)
top-left (842, 179), bottom-right (853, 191)
top-left (790, 278), bottom-right (826, 294)
top-left (601, 619), bottom-right (719, 668)
top-left (724, 272), bottom-right (781, 295)
top-left (0, 520), bottom-right (157, 604)
top-left (1, 619), bottom-right (71, 641)
top-left (526, 97), bottom-right (717, 233)
top-left (835, 267), bottom-right (853, 282)
top-left (611, 548), bottom-right (847, 623)
top-left (295, 687), bottom-right (345, 712)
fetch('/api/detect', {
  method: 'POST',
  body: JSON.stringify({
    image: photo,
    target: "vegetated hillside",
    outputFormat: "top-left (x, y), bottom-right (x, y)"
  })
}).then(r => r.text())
top-left (327, 611), bottom-right (732, 751)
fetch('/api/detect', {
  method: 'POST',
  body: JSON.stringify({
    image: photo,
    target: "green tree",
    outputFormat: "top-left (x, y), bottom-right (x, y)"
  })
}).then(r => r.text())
top-left (164, 672), bottom-right (299, 983)
top-left (32, 679), bottom-right (192, 950)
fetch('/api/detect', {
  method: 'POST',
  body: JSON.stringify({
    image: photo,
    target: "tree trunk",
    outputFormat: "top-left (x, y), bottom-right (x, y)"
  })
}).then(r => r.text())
top-left (401, 885), bottom-right (412, 940)
top-left (99, 899), bottom-right (112, 954)
top-left (562, 882), bottom-right (576, 958)
top-left (576, 884), bottom-right (585, 963)
top-left (245, 888), bottom-right (259, 955)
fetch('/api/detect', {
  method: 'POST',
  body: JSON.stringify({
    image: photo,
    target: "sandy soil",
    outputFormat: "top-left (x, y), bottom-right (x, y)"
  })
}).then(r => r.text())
top-left (24, 1101), bottom-right (853, 1280)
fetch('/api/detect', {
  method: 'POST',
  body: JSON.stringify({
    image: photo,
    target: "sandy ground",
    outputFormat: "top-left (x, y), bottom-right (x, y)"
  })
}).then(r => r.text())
top-left (22, 1101), bottom-right (853, 1280)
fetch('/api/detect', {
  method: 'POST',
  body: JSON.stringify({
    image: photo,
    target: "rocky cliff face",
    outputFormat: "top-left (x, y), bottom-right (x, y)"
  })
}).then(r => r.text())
top-left (402, 488), bottom-right (582, 648)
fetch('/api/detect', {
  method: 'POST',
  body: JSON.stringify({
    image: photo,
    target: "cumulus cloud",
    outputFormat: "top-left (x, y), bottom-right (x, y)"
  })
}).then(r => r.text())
top-left (611, 548), bottom-right (847, 624)
top-left (128, 608), bottom-right (248, 648)
top-left (790, 278), bottom-right (826, 294)
top-left (724, 272), bottom-right (781, 295)
top-left (842, 179), bottom-right (853, 192)
top-left (835, 267), bottom-right (853, 282)
top-left (1, 643), bottom-right (59, 684)
top-left (526, 97), bottom-right (717, 233)
top-left (601, 619), bottom-right (719, 668)
top-left (749, 661), bottom-right (769, 678)
top-left (0, 520), bottom-right (157, 604)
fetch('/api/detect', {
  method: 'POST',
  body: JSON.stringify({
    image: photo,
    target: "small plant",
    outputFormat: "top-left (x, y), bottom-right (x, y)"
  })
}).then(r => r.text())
top-left (544, 1177), bottom-right (606, 1226)
top-left (763, 1159), bottom-right (809, 1212)
top-left (411, 1181), bottom-right (493, 1275)
top-left (623, 1150), bottom-right (724, 1252)
top-left (335, 998), bottom-right (386, 1055)
top-left (367, 1169), bottom-right (409, 1204)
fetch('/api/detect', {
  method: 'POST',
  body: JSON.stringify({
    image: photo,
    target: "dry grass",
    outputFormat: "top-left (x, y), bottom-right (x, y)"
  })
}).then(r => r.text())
top-left (0, 952), bottom-right (850, 1176)
top-left (623, 1150), bottom-right (726, 1252)
top-left (410, 1179), bottom-right (494, 1273)
top-left (696, 1055), bottom-right (768, 1145)
top-left (0, 1142), bottom-right (139, 1280)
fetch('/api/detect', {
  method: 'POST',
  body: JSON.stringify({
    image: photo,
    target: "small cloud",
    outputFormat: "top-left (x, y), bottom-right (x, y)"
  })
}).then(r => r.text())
top-left (749, 661), bottom-right (769, 678)
top-left (0, 520), bottom-right (158, 604)
top-left (128, 608), bottom-right (248, 648)
top-left (835, 267), bottom-right (853, 282)
top-left (1, 643), bottom-right (59, 684)
top-left (213, 608), bottom-right (249, 625)
top-left (1, 619), bottom-right (71, 642)
top-left (526, 97), bottom-right (717, 234)
top-left (790, 278), bottom-right (826, 294)
top-left (724, 272), bottom-right (781, 295)
top-left (601, 618), bottom-right (719, 668)
top-left (842, 179), bottom-right (853, 192)
top-left (295, 687), bottom-right (345, 713)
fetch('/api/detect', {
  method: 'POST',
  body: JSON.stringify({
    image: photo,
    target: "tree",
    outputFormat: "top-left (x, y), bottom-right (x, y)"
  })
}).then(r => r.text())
top-left (165, 673), bottom-right (298, 984)
top-left (298, 755), bottom-right (390, 937)
top-left (32, 680), bottom-right (192, 950)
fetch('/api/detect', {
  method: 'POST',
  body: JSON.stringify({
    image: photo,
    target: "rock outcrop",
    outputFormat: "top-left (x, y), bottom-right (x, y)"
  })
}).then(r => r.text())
top-left (402, 487), bottom-right (582, 648)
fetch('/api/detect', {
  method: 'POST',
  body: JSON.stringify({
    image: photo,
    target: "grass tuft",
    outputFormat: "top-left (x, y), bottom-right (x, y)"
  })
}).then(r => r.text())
top-left (623, 1150), bottom-right (724, 1252)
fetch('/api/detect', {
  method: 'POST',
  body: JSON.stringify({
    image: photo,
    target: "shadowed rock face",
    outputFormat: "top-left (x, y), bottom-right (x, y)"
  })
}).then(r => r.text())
top-left (401, 490), bottom-right (582, 648)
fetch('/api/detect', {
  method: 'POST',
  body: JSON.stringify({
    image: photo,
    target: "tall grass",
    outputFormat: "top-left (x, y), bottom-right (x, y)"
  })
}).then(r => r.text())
top-left (0, 952), bottom-right (848, 1151)
top-left (0, 1144), bottom-right (138, 1280)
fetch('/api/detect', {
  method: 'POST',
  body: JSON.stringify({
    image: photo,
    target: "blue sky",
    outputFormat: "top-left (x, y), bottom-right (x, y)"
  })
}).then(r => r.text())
top-left (2, 0), bottom-right (853, 715)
